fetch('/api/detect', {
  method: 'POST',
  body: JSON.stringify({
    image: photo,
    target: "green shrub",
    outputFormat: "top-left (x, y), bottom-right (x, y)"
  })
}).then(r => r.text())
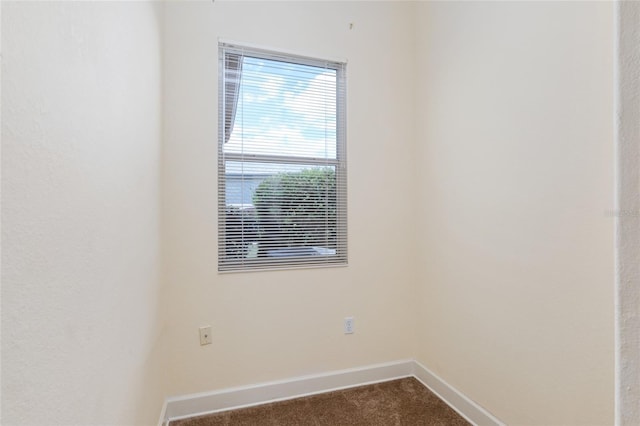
top-left (253, 168), bottom-right (336, 257)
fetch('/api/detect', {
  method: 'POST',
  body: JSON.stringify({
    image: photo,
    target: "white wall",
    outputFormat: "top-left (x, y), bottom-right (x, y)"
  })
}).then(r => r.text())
top-left (162, 1), bottom-right (418, 395)
top-left (615, 1), bottom-right (640, 424)
top-left (1, 2), bottom-right (166, 424)
top-left (414, 2), bottom-right (615, 425)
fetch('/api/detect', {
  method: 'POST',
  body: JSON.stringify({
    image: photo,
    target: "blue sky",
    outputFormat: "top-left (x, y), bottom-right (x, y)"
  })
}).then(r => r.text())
top-left (224, 56), bottom-right (337, 162)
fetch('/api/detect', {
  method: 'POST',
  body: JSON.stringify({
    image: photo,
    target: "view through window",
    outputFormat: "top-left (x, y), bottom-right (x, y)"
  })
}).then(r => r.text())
top-left (218, 43), bottom-right (347, 271)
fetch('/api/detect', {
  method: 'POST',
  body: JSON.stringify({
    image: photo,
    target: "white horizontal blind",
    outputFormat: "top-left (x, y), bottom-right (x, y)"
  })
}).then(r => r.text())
top-left (218, 43), bottom-right (347, 272)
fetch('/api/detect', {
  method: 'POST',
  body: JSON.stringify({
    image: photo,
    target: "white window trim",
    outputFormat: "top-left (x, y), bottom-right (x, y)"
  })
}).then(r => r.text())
top-left (218, 42), bottom-right (348, 272)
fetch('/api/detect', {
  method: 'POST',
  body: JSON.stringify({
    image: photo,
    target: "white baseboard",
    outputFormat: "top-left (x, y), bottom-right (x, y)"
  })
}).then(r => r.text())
top-left (412, 361), bottom-right (503, 426)
top-left (160, 359), bottom-right (502, 426)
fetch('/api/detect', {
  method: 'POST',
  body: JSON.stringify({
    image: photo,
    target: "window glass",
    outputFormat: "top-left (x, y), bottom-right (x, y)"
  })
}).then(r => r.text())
top-left (218, 44), bottom-right (347, 272)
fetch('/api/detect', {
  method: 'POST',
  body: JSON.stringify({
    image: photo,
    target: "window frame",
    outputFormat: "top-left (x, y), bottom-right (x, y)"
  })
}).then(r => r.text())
top-left (218, 42), bottom-right (348, 272)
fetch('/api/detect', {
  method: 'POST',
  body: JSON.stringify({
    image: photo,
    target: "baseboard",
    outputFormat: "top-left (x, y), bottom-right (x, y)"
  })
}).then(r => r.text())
top-left (160, 359), bottom-right (503, 426)
top-left (157, 399), bottom-right (168, 426)
top-left (161, 359), bottom-right (414, 424)
top-left (412, 361), bottom-right (504, 426)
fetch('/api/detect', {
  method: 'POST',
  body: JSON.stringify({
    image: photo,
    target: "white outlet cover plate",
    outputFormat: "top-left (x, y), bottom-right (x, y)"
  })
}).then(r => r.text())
top-left (344, 317), bottom-right (354, 334)
top-left (199, 326), bottom-right (212, 345)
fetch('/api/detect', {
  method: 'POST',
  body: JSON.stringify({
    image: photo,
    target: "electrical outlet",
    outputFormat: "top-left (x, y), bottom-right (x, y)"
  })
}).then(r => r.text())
top-left (344, 317), bottom-right (354, 334)
top-left (199, 326), bottom-right (212, 346)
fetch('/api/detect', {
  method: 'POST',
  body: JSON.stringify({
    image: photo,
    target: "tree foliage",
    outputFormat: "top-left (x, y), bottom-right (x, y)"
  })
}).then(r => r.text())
top-left (253, 168), bottom-right (336, 257)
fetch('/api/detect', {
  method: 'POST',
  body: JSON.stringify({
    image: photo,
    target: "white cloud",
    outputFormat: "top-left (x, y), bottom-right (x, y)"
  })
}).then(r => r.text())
top-left (225, 68), bottom-right (338, 163)
top-left (226, 124), bottom-right (335, 159)
top-left (284, 72), bottom-right (337, 132)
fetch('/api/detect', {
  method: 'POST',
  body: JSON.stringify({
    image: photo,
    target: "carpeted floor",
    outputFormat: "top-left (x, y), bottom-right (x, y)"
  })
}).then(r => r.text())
top-left (169, 377), bottom-right (470, 425)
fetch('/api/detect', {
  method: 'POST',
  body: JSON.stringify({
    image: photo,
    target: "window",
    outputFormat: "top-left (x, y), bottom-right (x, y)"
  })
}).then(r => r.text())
top-left (218, 43), bottom-right (347, 272)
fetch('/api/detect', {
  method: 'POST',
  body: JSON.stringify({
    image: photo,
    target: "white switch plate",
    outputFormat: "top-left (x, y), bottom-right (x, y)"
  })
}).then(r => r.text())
top-left (344, 317), bottom-right (354, 334)
top-left (199, 326), bottom-right (212, 345)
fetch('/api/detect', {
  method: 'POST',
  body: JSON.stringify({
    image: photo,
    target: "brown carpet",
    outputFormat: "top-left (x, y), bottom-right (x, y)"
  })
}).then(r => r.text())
top-left (169, 377), bottom-right (470, 426)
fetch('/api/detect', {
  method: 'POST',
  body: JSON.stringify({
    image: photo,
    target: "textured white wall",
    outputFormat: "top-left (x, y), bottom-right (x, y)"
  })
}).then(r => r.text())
top-left (414, 2), bottom-right (614, 425)
top-left (162, 1), bottom-right (418, 396)
top-left (1, 2), bottom-right (166, 425)
top-left (615, 1), bottom-right (640, 424)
